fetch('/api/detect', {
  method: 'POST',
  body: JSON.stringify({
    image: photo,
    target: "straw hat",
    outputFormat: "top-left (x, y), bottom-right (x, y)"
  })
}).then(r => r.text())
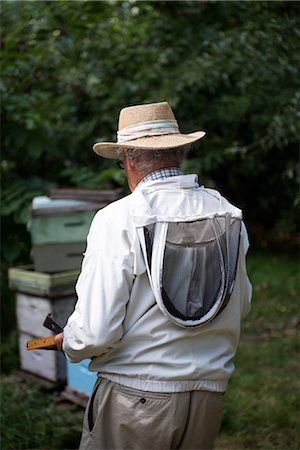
top-left (93, 101), bottom-right (206, 159)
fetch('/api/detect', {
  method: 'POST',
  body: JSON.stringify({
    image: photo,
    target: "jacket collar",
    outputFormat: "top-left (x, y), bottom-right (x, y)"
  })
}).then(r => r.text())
top-left (135, 174), bottom-right (200, 192)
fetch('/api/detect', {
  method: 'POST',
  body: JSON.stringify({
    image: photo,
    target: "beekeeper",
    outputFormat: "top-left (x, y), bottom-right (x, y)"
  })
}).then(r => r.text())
top-left (55, 101), bottom-right (252, 450)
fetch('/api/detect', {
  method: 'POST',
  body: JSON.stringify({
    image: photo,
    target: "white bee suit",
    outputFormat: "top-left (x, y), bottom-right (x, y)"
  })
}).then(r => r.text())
top-left (63, 174), bottom-right (252, 394)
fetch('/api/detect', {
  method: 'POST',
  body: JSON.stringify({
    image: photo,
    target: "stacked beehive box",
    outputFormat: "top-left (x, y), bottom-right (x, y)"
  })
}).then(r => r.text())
top-left (9, 266), bottom-right (78, 384)
top-left (9, 188), bottom-right (122, 395)
top-left (30, 195), bottom-right (99, 273)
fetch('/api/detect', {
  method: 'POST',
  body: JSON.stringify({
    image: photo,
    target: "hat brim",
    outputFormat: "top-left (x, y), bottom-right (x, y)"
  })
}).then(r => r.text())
top-left (93, 131), bottom-right (206, 159)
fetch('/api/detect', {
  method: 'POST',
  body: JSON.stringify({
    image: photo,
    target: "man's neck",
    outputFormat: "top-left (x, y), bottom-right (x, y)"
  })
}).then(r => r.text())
top-left (135, 167), bottom-right (184, 190)
top-left (126, 159), bottom-right (182, 191)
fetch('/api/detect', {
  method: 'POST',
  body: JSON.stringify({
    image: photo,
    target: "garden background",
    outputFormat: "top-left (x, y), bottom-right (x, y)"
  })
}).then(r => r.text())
top-left (1, 1), bottom-right (299, 449)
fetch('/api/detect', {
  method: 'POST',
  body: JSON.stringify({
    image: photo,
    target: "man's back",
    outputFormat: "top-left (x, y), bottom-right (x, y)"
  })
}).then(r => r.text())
top-left (64, 174), bottom-right (251, 394)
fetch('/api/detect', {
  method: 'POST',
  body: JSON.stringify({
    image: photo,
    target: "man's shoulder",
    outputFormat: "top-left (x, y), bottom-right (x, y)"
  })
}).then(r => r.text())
top-left (102, 192), bottom-right (132, 212)
top-left (86, 193), bottom-right (135, 248)
top-left (201, 186), bottom-right (242, 213)
top-left (92, 192), bottom-right (133, 227)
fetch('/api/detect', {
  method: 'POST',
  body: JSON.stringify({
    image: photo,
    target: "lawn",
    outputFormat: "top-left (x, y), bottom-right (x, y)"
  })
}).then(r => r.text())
top-left (215, 251), bottom-right (300, 450)
top-left (1, 250), bottom-right (299, 449)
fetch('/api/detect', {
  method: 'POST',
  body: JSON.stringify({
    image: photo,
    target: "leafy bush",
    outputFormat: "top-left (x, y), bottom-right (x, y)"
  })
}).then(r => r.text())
top-left (1, 1), bottom-right (299, 335)
top-left (2, 1), bottom-right (299, 243)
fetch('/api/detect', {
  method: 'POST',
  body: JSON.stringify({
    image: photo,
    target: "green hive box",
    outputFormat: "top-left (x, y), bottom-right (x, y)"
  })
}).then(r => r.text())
top-left (29, 197), bottom-right (99, 272)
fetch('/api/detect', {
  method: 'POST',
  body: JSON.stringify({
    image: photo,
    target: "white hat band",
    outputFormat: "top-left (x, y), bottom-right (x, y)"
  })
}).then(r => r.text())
top-left (117, 119), bottom-right (180, 143)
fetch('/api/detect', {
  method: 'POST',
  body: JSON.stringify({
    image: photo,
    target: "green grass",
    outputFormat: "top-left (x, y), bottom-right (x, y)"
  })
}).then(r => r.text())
top-left (0, 374), bottom-right (83, 450)
top-left (1, 250), bottom-right (299, 449)
top-left (215, 335), bottom-right (299, 449)
top-left (215, 251), bottom-right (300, 450)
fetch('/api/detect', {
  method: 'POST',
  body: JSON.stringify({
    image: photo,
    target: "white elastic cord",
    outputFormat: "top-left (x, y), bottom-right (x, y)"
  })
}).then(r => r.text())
top-left (117, 119), bottom-right (180, 143)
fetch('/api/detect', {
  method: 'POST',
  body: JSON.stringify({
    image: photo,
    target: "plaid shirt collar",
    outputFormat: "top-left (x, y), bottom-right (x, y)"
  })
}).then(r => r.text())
top-left (135, 167), bottom-right (184, 190)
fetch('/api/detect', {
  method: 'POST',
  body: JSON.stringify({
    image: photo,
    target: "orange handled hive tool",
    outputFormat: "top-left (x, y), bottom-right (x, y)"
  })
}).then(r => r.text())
top-left (26, 314), bottom-right (63, 351)
top-left (26, 335), bottom-right (57, 350)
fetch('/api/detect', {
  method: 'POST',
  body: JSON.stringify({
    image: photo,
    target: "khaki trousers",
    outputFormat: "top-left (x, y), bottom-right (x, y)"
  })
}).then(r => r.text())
top-left (79, 377), bottom-right (224, 450)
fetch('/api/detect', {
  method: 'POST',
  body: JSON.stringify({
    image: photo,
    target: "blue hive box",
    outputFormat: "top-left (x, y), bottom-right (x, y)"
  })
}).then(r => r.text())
top-left (67, 359), bottom-right (98, 396)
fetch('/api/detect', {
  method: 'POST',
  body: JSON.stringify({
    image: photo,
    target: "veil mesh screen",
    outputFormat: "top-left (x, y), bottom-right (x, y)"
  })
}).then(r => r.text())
top-left (144, 217), bottom-right (241, 322)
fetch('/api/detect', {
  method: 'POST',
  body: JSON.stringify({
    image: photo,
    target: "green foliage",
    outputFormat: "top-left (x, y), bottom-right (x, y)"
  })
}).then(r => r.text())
top-left (61, 163), bottom-right (128, 190)
top-left (0, 329), bottom-right (19, 374)
top-left (2, 1), bottom-right (299, 244)
top-left (1, 0), bottom-right (299, 339)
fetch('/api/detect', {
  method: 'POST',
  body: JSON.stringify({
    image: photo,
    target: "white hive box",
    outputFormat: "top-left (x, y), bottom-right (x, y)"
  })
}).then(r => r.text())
top-left (19, 332), bottom-right (66, 384)
top-left (16, 292), bottom-right (76, 383)
top-left (16, 292), bottom-right (75, 336)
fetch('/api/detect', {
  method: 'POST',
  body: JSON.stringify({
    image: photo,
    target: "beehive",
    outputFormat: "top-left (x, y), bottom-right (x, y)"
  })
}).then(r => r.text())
top-left (8, 265), bottom-right (79, 298)
top-left (66, 359), bottom-right (98, 396)
top-left (29, 197), bottom-right (98, 272)
top-left (16, 292), bottom-right (76, 383)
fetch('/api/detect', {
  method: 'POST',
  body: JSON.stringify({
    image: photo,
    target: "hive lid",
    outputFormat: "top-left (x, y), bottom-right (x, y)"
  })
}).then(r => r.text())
top-left (31, 196), bottom-right (103, 216)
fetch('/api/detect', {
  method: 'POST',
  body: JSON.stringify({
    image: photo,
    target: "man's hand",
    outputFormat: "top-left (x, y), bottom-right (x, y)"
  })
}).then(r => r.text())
top-left (54, 332), bottom-right (64, 351)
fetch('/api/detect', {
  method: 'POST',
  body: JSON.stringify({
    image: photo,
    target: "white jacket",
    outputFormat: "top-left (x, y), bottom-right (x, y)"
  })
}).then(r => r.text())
top-left (63, 175), bottom-right (252, 393)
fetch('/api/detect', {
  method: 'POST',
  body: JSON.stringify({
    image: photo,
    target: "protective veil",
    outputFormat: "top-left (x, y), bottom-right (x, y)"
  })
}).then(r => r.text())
top-left (139, 213), bottom-right (241, 328)
top-left (137, 178), bottom-right (242, 327)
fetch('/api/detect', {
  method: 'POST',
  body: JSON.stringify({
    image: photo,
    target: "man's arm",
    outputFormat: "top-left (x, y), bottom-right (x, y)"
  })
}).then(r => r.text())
top-left (239, 222), bottom-right (252, 319)
top-left (61, 209), bottom-right (134, 362)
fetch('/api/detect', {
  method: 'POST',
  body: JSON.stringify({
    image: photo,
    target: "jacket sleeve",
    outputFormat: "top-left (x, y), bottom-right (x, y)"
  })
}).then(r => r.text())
top-left (238, 222), bottom-right (252, 319)
top-left (63, 209), bottom-right (134, 363)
